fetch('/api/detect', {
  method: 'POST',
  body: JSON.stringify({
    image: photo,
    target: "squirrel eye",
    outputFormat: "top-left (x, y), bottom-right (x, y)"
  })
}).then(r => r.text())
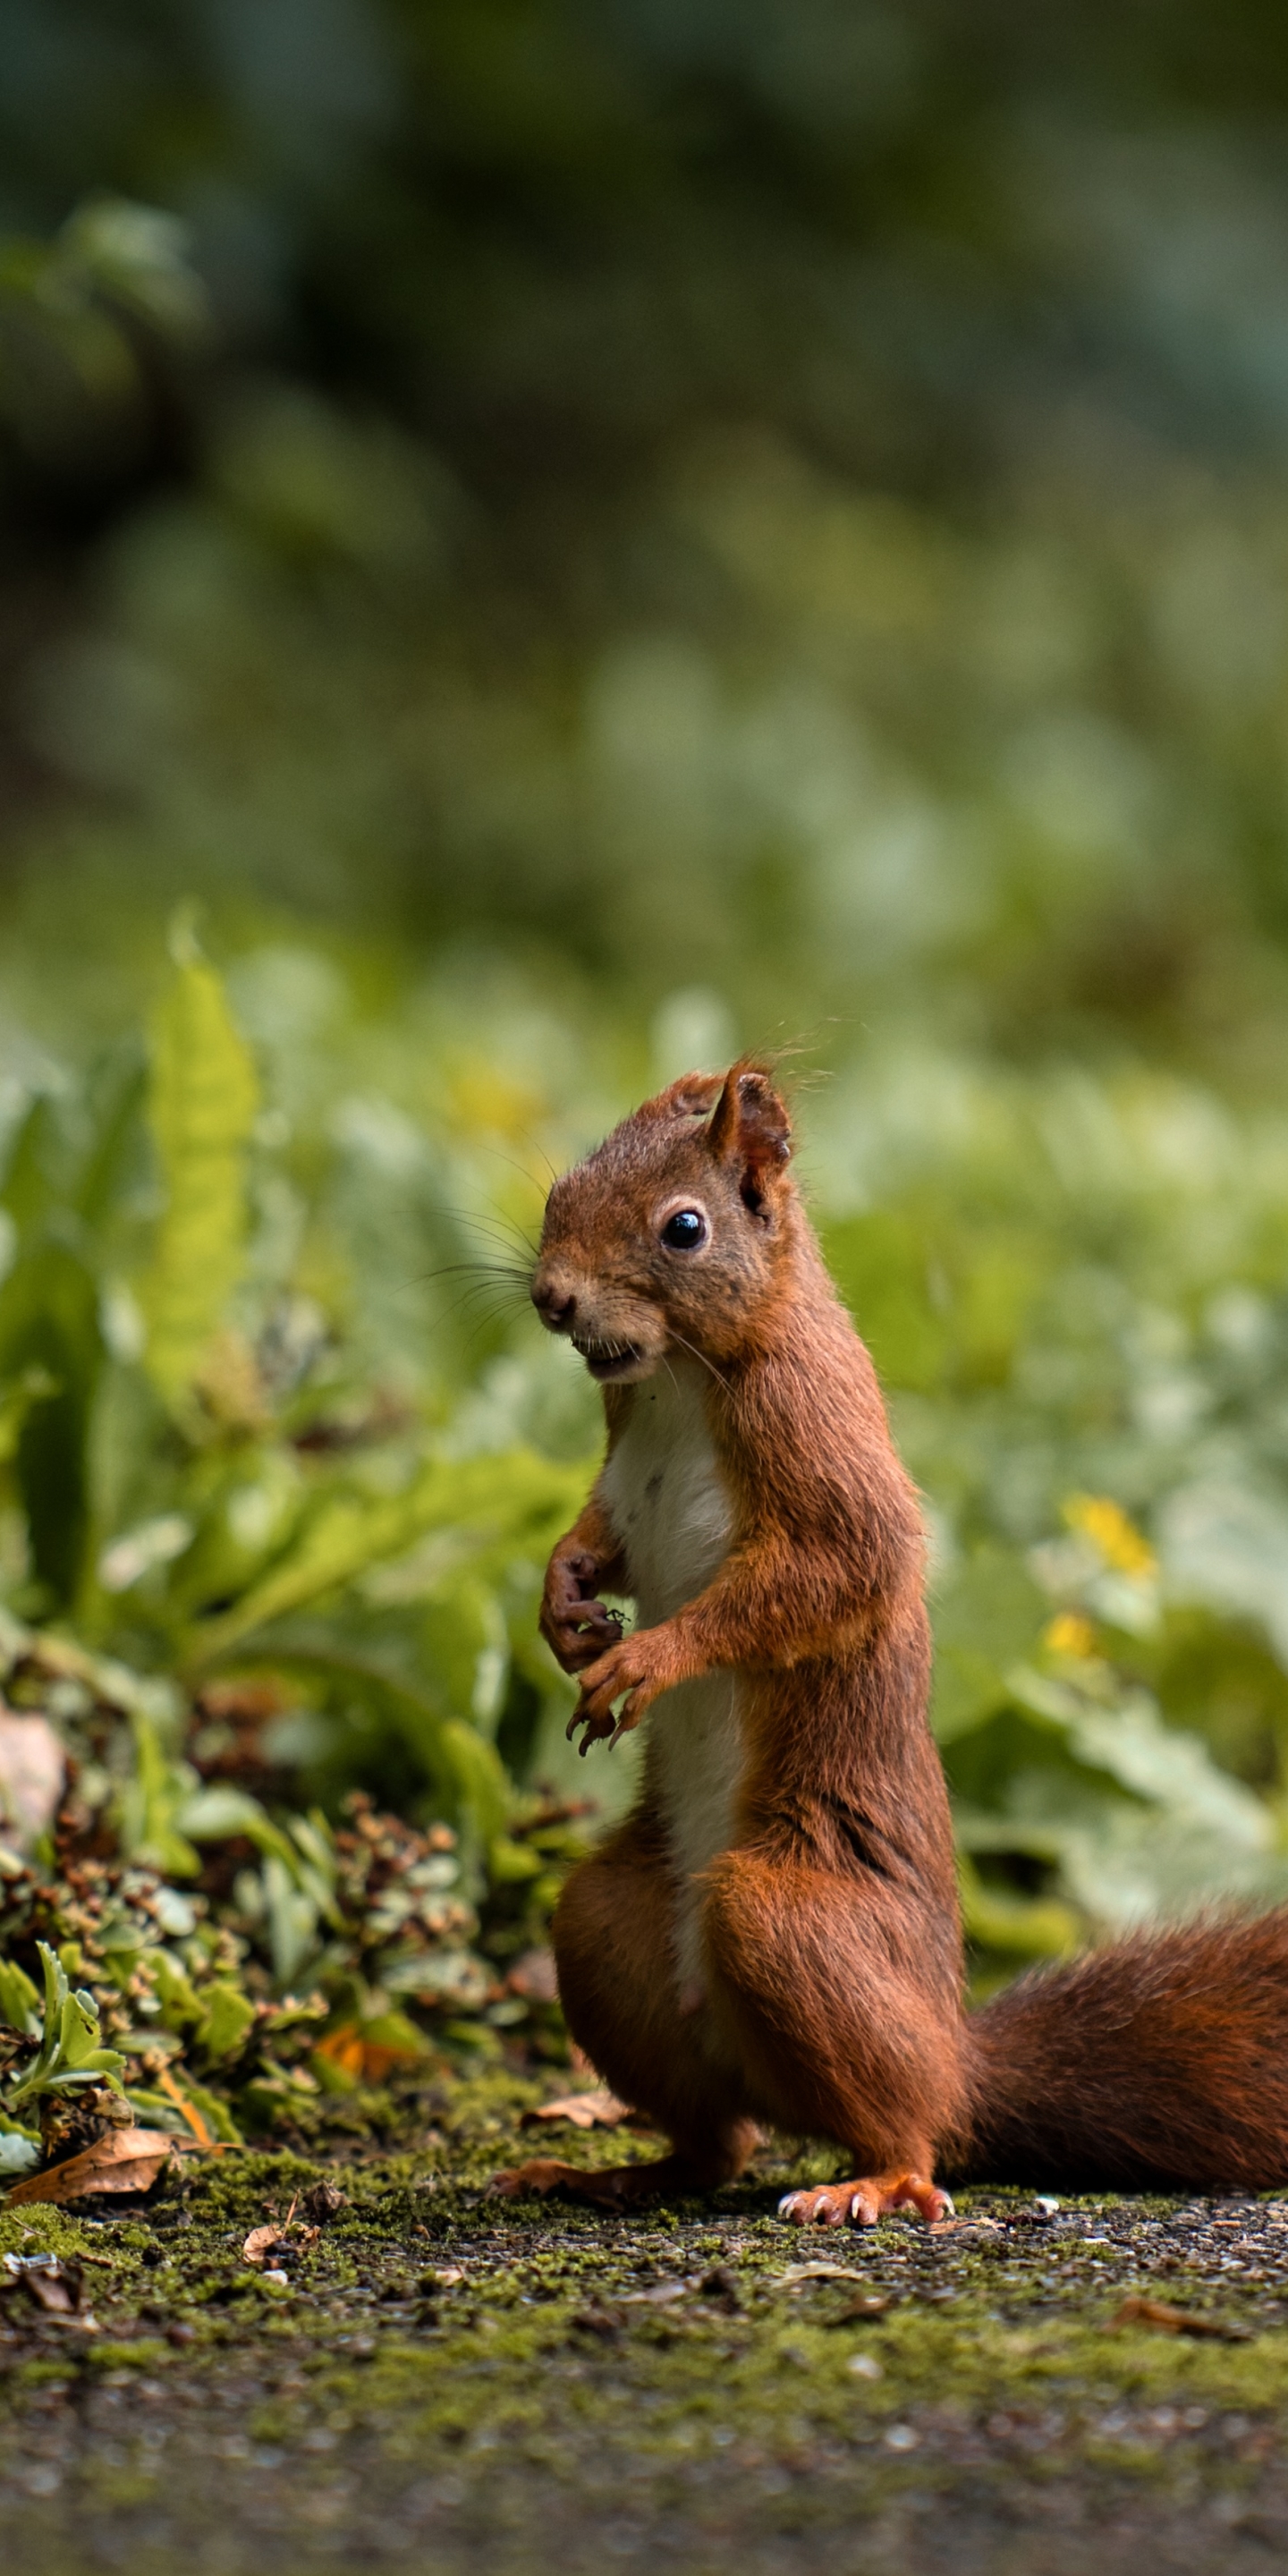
top-left (660, 1208), bottom-right (707, 1251)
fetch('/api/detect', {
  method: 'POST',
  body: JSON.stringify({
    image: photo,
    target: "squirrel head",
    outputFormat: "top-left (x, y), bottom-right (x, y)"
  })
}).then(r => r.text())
top-left (531, 1058), bottom-right (794, 1382)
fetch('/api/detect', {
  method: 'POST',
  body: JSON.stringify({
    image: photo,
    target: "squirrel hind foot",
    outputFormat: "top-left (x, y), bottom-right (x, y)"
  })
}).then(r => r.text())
top-left (778, 2173), bottom-right (953, 2230)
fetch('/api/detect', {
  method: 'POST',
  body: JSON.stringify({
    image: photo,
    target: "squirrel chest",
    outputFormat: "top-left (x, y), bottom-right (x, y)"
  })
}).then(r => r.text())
top-left (600, 1359), bottom-right (742, 1991)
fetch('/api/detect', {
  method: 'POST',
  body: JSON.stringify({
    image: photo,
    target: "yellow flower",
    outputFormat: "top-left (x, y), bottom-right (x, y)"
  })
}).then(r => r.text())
top-left (1062, 1494), bottom-right (1157, 1578)
top-left (1043, 1611), bottom-right (1097, 1658)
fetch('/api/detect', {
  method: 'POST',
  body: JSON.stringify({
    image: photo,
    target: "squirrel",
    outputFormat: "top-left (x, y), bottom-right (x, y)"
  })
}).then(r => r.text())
top-left (491, 1060), bottom-right (1288, 2226)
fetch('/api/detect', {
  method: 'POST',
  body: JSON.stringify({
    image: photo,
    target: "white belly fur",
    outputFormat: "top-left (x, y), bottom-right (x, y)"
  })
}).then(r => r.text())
top-left (600, 1358), bottom-right (741, 1994)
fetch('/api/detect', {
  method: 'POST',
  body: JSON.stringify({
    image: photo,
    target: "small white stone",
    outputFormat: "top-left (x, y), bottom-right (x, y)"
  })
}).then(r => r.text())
top-left (884, 2422), bottom-right (919, 2451)
top-left (847, 2352), bottom-right (883, 2381)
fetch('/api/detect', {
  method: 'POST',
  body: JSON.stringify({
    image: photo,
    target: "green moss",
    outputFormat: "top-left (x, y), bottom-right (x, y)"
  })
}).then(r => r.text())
top-left (4, 2092), bottom-right (1288, 2562)
top-left (84, 2337), bottom-right (172, 2370)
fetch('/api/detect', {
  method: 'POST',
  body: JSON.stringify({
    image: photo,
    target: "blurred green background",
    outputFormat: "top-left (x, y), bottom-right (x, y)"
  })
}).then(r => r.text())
top-left (6, 1), bottom-right (1288, 2069)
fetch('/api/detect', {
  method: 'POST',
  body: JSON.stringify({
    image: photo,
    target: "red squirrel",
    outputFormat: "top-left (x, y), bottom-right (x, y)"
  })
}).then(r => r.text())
top-left (492, 1060), bottom-right (1288, 2225)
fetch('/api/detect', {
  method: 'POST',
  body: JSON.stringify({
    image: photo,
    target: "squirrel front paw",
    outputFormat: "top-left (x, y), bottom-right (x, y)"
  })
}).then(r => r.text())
top-left (540, 1550), bottom-right (623, 1675)
top-left (568, 1630), bottom-right (680, 1752)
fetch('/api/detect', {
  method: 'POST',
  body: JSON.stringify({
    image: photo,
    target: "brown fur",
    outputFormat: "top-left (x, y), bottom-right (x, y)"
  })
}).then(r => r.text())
top-left (493, 1063), bottom-right (1288, 2222)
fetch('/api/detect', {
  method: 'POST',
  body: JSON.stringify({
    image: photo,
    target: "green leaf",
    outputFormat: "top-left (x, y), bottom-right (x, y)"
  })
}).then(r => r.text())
top-left (149, 1949), bottom-right (204, 2033)
top-left (1008, 1666), bottom-right (1274, 1849)
top-left (116, 1707), bottom-right (200, 1878)
top-left (930, 1547), bottom-right (1046, 1742)
top-left (195, 1981), bottom-right (256, 2066)
top-left (0, 1365), bottom-right (60, 1467)
top-left (175, 1784), bottom-right (275, 1843)
top-left (957, 1853), bottom-right (1080, 1961)
top-left (184, 1447), bottom-right (588, 1666)
top-left (140, 942), bottom-right (258, 1411)
top-left (0, 1241), bottom-right (104, 1606)
top-left (8, 1944), bottom-right (125, 2103)
top-left (260, 1852), bottom-right (322, 1990)
top-left (0, 1957), bottom-right (41, 2038)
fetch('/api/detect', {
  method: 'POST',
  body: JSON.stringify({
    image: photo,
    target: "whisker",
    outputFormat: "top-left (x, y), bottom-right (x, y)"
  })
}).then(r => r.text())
top-left (424, 1279), bottom-right (532, 1329)
top-left (666, 1329), bottom-right (731, 1393)
top-left (432, 1204), bottom-right (542, 1263)
top-left (412, 1259), bottom-right (533, 1289)
top-left (512, 1123), bottom-right (560, 1189)
top-left (460, 1301), bottom-right (534, 1355)
top-left (471, 1140), bottom-right (555, 1209)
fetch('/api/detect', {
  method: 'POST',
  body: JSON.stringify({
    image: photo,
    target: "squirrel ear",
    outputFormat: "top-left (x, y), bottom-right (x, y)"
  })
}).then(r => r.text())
top-left (636, 1070), bottom-right (725, 1123)
top-left (706, 1063), bottom-right (792, 1211)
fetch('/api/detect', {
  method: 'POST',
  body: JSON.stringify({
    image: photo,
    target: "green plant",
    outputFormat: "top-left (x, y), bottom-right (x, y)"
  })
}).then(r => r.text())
top-left (1, 1942), bottom-right (125, 2111)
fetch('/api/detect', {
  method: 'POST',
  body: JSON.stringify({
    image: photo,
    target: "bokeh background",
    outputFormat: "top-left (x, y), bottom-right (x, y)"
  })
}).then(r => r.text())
top-left (7, 4), bottom-right (1288, 2077)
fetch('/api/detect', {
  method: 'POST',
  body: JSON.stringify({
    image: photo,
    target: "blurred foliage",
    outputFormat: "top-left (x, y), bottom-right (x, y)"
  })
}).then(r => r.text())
top-left (3, 2), bottom-right (1288, 2159)
top-left (4, 4), bottom-right (1288, 1063)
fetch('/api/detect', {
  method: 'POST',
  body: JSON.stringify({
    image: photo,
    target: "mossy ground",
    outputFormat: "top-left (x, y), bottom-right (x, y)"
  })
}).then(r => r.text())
top-left (4, 2072), bottom-right (1288, 2573)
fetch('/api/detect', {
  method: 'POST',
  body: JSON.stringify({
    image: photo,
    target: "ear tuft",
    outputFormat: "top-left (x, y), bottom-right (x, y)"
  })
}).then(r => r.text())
top-left (707, 1060), bottom-right (792, 1208)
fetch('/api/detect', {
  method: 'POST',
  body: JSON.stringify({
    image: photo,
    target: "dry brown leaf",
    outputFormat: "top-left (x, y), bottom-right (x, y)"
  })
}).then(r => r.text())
top-left (22, 2267), bottom-right (80, 2315)
top-left (5, 2126), bottom-right (175, 2207)
top-left (242, 2224), bottom-right (289, 2266)
top-left (781, 2262), bottom-right (872, 2284)
top-left (242, 2196), bottom-right (319, 2265)
top-left (1109, 2295), bottom-right (1251, 2343)
top-left (301, 2180), bottom-right (348, 2224)
top-left (9, 2258), bottom-right (95, 2326)
top-left (520, 2087), bottom-right (631, 2131)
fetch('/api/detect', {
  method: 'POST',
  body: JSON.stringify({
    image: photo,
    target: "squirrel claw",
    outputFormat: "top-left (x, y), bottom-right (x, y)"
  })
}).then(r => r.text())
top-left (777, 2173), bottom-right (953, 2229)
top-left (566, 1710), bottom-right (615, 1751)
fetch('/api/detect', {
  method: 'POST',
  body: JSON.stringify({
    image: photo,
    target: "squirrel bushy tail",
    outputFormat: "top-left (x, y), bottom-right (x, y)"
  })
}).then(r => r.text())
top-left (957, 1909), bottom-right (1288, 2192)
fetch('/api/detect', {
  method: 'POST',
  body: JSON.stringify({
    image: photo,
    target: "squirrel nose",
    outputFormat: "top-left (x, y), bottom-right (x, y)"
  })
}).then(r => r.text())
top-left (531, 1273), bottom-right (577, 1333)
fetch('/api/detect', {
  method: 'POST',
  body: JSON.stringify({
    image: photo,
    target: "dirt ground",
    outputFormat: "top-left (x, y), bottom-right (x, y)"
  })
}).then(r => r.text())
top-left (4, 2074), bottom-right (1288, 2575)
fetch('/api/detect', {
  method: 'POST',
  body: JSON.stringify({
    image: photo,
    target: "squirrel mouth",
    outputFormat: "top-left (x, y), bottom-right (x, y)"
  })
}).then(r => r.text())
top-left (572, 1335), bottom-right (643, 1382)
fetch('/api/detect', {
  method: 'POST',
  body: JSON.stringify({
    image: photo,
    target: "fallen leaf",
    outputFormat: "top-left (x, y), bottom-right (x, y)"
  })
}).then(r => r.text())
top-left (1108, 2295), bottom-right (1251, 2343)
top-left (3, 2252), bottom-right (96, 2327)
top-left (520, 2088), bottom-right (632, 2131)
top-left (781, 2263), bottom-right (873, 2284)
top-left (5, 2127), bottom-right (175, 2207)
top-left (242, 2199), bottom-right (318, 2265)
top-left (301, 2180), bottom-right (348, 2224)
top-left (242, 2224), bottom-right (290, 2267)
top-left (22, 2267), bottom-right (80, 2315)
